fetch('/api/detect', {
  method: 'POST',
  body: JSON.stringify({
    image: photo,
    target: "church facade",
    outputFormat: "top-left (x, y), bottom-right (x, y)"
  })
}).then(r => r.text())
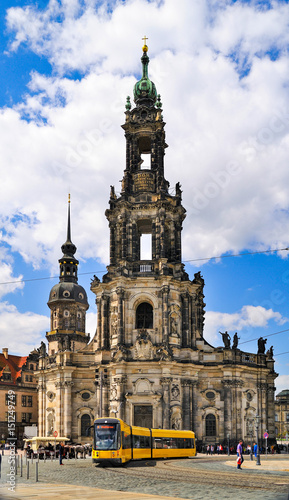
top-left (37, 44), bottom-right (277, 447)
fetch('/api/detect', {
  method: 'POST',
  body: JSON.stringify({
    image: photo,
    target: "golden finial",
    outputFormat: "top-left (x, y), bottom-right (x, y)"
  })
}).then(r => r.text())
top-left (142, 35), bottom-right (148, 53)
top-left (68, 193), bottom-right (71, 204)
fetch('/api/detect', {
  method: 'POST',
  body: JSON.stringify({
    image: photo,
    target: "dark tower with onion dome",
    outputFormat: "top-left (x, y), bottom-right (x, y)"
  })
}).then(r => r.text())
top-left (46, 196), bottom-right (89, 355)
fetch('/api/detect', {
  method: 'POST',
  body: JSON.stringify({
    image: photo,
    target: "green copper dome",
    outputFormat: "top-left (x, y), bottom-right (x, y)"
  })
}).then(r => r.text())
top-left (133, 45), bottom-right (157, 105)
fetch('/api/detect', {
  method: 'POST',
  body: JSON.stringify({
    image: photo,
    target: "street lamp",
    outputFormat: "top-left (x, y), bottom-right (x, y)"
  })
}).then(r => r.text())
top-left (249, 422), bottom-right (253, 461)
top-left (255, 415), bottom-right (261, 465)
top-left (227, 433), bottom-right (230, 456)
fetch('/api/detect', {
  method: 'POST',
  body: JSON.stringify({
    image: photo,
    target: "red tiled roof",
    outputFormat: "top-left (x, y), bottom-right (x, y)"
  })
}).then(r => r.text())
top-left (0, 353), bottom-right (28, 384)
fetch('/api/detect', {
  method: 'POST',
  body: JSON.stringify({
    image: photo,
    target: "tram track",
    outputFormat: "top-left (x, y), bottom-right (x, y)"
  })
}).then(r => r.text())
top-left (102, 459), bottom-right (289, 493)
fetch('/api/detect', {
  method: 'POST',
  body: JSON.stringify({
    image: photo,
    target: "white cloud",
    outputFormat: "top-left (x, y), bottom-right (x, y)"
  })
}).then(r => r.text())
top-left (275, 374), bottom-right (289, 395)
top-left (204, 305), bottom-right (287, 346)
top-left (0, 302), bottom-right (48, 354)
top-left (0, 0), bottom-right (289, 273)
top-left (86, 311), bottom-right (97, 339)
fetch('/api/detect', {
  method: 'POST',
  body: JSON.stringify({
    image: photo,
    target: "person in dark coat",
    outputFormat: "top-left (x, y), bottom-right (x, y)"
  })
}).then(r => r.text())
top-left (59, 442), bottom-right (65, 465)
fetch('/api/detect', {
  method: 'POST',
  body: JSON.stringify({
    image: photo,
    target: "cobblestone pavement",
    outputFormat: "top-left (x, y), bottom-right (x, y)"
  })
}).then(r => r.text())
top-left (1, 453), bottom-right (289, 500)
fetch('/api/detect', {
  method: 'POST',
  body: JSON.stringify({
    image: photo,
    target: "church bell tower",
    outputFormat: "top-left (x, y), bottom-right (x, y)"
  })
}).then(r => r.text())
top-left (91, 41), bottom-right (205, 429)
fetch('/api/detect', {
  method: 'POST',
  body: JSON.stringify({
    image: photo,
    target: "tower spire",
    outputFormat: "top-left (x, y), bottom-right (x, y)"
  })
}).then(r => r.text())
top-left (133, 38), bottom-right (157, 106)
top-left (67, 193), bottom-right (72, 243)
top-left (60, 195), bottom-right (78, 282)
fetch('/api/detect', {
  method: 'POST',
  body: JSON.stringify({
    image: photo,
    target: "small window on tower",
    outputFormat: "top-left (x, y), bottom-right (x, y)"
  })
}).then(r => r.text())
top-left (136, 302), bottom-right (153, 329)
top-left (63, 291), bottom-right (70, 298)
top-left (140, 233), bottom-right (152, 260)
top-left (140, 153), bottom-right (151, 169)
top-left (64, 310), bottom-right (70, 317)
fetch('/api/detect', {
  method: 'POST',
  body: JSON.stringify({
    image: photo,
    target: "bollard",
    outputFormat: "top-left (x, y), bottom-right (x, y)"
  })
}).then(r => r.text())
top-left (36, 462), bottom-right (38, 482)
top-left (27, 461), bottom-right (29, 480)
top-left (31, 454), bottom-right (33, 465)
top-left (50, 453), bottom-right (53, 462)
top-left (25, 455), bottom-right (27, 466)
top-left (20, 455), bottom-right (23, 477)
top-left (44, 453), bottom-right (46, 463)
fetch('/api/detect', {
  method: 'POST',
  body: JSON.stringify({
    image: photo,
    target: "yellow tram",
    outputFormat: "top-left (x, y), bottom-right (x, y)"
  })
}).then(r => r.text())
top-left (91, 418), bottom-right (196, 465)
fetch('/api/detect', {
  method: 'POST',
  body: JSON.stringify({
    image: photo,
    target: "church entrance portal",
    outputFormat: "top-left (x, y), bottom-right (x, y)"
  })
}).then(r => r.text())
top-left (134, 405), bottom-right (153, 428)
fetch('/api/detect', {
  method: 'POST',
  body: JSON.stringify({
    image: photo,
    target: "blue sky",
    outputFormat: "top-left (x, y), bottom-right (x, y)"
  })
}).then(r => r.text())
top-left (0, 0), bottom-right (289, 395)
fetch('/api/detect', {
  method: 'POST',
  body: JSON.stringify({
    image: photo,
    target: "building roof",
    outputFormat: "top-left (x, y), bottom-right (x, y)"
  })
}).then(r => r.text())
top-left (0, 352), bottom-right (28, 384)
top-left (276, 389), bottom-right (289, 399)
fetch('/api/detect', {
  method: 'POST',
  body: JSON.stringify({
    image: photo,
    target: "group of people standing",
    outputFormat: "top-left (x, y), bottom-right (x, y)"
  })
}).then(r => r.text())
top-left (237, 440), bottom-right (259, 469)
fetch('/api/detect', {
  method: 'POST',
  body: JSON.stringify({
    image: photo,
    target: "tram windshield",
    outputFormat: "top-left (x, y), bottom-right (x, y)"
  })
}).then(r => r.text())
top-left (94, 423), bottom-right (120, 450)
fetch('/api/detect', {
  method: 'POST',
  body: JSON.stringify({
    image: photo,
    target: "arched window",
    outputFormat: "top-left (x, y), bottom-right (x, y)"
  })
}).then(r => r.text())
top-left (81, 414), bottom-right (91, 436)
top-left (205, 414), bottom-right (216, 436)
top-left (136, 302), bottom-right (153, 329)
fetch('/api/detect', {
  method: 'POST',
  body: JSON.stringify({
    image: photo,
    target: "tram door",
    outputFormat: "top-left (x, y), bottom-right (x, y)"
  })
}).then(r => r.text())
top-left (134, 405), bottom-right (153, 428)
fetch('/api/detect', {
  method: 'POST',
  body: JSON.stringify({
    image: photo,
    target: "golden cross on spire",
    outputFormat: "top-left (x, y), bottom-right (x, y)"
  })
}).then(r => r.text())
top-left (68, 193), bottom-right (71, 204)
top-left (142, 35), bottom-right (148, 45)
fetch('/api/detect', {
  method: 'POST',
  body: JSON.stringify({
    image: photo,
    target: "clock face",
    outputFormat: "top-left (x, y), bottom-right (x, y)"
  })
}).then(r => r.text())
top-left (81, 392), bottom-right (90, 401)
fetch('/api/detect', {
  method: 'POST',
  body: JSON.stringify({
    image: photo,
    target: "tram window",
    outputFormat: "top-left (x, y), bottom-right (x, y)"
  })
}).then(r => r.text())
top-left (153, 437), bottom-right (163, 449)
top-left (133, 435), bottom-right (150, 448)
top-left (95, 424), bottom-right (119, 450)
top-left (122, 431), bottom-right (131, 449)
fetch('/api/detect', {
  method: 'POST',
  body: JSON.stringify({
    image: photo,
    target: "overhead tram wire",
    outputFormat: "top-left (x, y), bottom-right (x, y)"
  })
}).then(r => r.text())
top-left (239, 328), bottom-right (289, 346)
top-left (183, 247), bottom-right (289, 263)
top-left (0, 270), bottom-right (107, 286)
top-left (0, 246), bottom-right (288, 287)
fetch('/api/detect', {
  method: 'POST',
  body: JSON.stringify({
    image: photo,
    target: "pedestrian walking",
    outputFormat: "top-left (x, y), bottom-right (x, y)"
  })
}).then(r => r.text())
top-left (236, 439), bottom-right (244, 470)
top-left (253, 442), bottom-right (258, 459)
top-left (59, 441), bottom-right (65, 465)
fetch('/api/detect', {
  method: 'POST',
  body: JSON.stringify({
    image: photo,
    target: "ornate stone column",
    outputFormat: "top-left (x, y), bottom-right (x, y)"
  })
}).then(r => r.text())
top-left (222, 380), bottom-right (233, 439)
top-left (152, 220), bottom-right (156, 260)
top-left (109, 222), bottom-right (116, 264)
top-left (155, 217), bottom-right (160, 259)
top-left (181, 379), bottom-right (191, 430)
top-left (181, 293), bottom-right (189, 347)
top-left (96, 296), bottom-right (101, 350)
top-left (101, 294), bottom-right (109, 350)
top-left (37, 379), bottom-right (45, 437)
top-left (131, 222), bottom-right (138, 261)
top-left (63, 380), bottom-right (73, 438)
top-left (161, 286), bottom-right (169, 343)
top-left (191, 380), bottom-right (198, 433)
top-left (110, 376), bottom-right (127, 420)
top-left (175, 222), bottom-right (182, 261)
top-left (121, 217), bottom-right (127, 259)
top-left (116, 287), bottom-right (124, 345)
top-left (267, 385), bottom-right (276, 439)
top-left (258, 382), bottom-right (268, 437)
top-left (159, 214), bottom-right (165, 259)
top-left (161, 377), bottom-right (171, 428)
top-left (54, 380), bottom-right (63, 435)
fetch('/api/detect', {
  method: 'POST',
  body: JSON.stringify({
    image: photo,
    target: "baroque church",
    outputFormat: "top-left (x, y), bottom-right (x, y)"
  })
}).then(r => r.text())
top-left (37, 43), bottom-right (277, 446)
